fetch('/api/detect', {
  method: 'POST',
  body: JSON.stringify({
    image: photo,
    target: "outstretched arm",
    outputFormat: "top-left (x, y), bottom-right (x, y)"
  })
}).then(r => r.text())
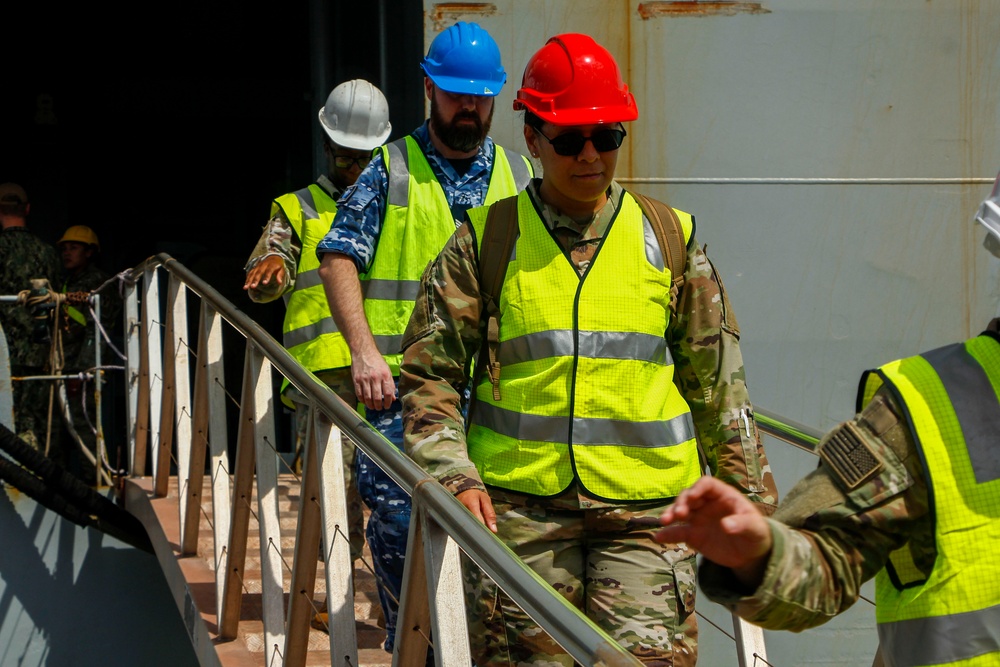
top-left (657, 476), bottom-right (773, 588)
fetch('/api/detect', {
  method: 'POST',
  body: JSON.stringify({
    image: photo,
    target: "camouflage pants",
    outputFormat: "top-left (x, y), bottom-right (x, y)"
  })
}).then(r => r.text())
top-left (11, 366), bottom-right (58, 459)
top-left (466, 499), bottom-right (699, 667)
top-left (354, 387), bottom-right (411, 653)
top-left (286, 373), bottom-right (365, 562)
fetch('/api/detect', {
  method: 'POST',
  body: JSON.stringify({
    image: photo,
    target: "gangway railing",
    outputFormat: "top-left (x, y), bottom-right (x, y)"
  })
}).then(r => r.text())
top-left (0, 288), bottom-right (118, 487)
top-left (122, 253), bottom-right (803, 667)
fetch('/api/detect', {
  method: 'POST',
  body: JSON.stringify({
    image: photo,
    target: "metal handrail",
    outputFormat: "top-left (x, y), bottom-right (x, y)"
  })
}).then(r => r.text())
top-left (755, 407), bottom-right (823, 453)
top-left (122, 253), bottom-right (823, 667)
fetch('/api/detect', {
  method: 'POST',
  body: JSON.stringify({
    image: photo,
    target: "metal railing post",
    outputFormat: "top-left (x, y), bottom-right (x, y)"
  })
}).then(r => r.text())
top-left (734, 615), bottom-right (769, 667)
top-left (219, 342), bottom-right (259, 640)
top-left (154, 277), bottom-right (179, 497)
top-left (283, 404), bottom-right (323, 667)
top-left (166, 276), bottom-right (193, 530)
top-left (247, 343), bottom-right (285, 667)
top-left (126, 276), bottom-right (149, 477)
top-left (93, 293), bottom-right (106, 486)
top-left (143, 265), bottom-right (164, 481)
top-left (0, 323), bottom-right (13, 431)
top-left (313, 410), bottom-right (357, 666)
top-left (394, 486), bottom-right (471, 667)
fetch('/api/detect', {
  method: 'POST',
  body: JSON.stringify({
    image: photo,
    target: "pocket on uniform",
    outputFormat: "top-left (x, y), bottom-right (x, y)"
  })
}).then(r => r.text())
top-left (673, 554), bottom-right (697, 617)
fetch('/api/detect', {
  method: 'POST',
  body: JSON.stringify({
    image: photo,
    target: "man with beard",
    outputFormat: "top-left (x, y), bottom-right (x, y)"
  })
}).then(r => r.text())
top-left (316, 21), bottom-right (532, 655)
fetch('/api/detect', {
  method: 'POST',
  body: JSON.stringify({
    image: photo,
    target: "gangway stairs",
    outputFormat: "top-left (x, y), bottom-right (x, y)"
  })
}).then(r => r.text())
top-left (110, 254), bottom-right (821, 666)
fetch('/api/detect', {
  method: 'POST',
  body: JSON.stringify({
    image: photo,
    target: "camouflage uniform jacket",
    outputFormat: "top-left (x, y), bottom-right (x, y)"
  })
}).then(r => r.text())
top-left (400, 180), bottom-right (778, 511)
top-left (244, 175), bottom-right (341, 303)
top-left (60, 263), bottom-right (121, 372)
top-left (0, 227), bottom-right (60, 368)
top-left (696, 322), bottom-right (1000, 628)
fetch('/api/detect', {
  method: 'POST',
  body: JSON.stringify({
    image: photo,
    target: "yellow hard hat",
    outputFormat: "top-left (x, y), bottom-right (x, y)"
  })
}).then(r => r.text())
top-left (57, 225), bottom-right (100, 251)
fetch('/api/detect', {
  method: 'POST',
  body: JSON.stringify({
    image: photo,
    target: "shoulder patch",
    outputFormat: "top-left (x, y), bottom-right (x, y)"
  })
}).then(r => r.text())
top-left (819, 421), bottom-right (884, 490)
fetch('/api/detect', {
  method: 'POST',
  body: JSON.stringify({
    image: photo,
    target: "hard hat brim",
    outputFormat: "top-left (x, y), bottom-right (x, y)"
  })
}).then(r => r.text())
top-left (975, 171), bottom-right (1000, 258)
top-left (427, 73), bottom-right (504, 97)
top-left (513, 98), bottom-right (638, 127)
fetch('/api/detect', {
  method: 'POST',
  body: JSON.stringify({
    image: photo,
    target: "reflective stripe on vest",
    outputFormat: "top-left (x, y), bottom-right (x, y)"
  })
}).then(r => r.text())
top-left (277, 184), bottom-right (353, 376)
top-left (859, 333), bottom-right (1000, 667)
top-left (465, 190), bottom-right (701, 501)
top-left (364, 136), bottom-right (532, 375)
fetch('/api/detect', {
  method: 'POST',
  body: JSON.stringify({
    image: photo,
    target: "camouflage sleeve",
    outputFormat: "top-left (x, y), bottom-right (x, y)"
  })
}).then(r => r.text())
top-left (244, 208), bottom-right (300, 303)
top-left (399, 223), bottom-right (486, 496)
top-left (316, 155), bottom-right (389, 272)
top-left (668, 238), bottom-right (778, 512)
top-left (699, 389), bottom-right (930, 631)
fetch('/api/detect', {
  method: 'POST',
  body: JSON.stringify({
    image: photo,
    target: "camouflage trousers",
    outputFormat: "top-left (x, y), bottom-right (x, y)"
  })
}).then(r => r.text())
top-left (286, 374), bottom-right (366, 562)
top-left (11, 366), bottom-right (59, 459)
top-left (354, 388), bottom-right (411, 653)
top-left (465, 498), bottom-right (699, 667)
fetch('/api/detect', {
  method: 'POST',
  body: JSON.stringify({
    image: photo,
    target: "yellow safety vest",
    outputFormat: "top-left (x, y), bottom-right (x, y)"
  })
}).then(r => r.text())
top-left (363, 136), bottom-right (532, 375)
top-left (276, 184), bottom-right (350, 404)
top-left (859, 332), bottom-right (1000, 667)
top-left (465, 190), bottom-right (702, 501)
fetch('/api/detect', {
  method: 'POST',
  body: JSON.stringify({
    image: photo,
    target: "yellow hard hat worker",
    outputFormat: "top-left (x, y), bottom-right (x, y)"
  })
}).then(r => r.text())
top-left (57, 225), bottom-right (100, 251)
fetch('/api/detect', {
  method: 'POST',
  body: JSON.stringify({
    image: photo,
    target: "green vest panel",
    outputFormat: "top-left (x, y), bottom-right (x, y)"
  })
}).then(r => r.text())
top-left (277, 185), bottom-right (353, 386)
top-left (860, 332), bottom-right (1000, 667)
top-left (363, 136), bottom-right (532, 375)
top-left (466, 190), bottom-right (701, 501)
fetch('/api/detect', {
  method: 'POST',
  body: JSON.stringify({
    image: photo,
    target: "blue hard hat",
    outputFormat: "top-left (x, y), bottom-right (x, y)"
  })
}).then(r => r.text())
top-left (421, 22), bottom-right (506, 97)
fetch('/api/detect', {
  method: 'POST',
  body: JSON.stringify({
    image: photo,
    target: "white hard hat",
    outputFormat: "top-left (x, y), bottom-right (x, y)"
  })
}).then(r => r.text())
top-left (318, 79), bottom-right (392, 151)
top-left (975, 170), bottom-right (1000, 258)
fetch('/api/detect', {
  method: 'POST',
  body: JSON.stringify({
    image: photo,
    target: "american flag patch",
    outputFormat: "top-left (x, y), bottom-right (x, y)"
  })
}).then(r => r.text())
top-left (819, 422), bottom-right (883, 490)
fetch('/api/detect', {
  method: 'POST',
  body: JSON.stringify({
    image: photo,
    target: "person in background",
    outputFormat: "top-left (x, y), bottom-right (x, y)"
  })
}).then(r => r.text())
top-left (56, 224), bottom-right (121, 483)
top-left (400, 33), bottom-right (776, 666)
top-left (243, 79), bottom-right (392, 630)
top-left (315, 22), bottom-right (532, 654)
top-left (0, 182), bottom-right (60, 453)
top-left (657, 172), bottom-right (1000, 667)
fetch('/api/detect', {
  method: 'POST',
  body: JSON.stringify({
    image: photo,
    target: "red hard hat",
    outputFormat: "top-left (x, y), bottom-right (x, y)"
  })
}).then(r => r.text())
top-left (513, 33), bottom-right (638, 126)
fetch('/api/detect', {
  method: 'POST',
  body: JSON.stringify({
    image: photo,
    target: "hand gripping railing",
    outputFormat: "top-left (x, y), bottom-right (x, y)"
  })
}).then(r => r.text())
top-left (123, 253), bottom-right (792, 667)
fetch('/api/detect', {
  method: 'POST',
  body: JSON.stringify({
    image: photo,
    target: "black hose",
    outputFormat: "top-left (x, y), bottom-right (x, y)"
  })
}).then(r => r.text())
top-left (0, 424), bottom-right (153, 553)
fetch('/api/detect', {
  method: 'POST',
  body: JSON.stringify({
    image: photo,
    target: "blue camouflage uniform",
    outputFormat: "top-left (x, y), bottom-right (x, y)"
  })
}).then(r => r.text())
top-left (316, 121), bottom-right (505, 651)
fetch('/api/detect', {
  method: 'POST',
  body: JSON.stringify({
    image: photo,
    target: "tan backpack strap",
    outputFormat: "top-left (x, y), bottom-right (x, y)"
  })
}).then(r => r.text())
top-left (476, 195), bottom-right (520, 402)
top-left (630, 191), bottom-right (687, 310)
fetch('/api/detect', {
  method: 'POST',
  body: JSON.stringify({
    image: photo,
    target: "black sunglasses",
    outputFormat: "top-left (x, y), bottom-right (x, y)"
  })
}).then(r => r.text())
top-left (333, 154), bottom-right (372, 169)
top-left (533, 127), bottom-right (627, 156)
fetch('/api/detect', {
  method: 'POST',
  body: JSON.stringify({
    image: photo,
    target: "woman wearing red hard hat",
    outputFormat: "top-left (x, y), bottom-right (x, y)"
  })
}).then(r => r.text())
top-left (400, 33), bottom-right (776, 666)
